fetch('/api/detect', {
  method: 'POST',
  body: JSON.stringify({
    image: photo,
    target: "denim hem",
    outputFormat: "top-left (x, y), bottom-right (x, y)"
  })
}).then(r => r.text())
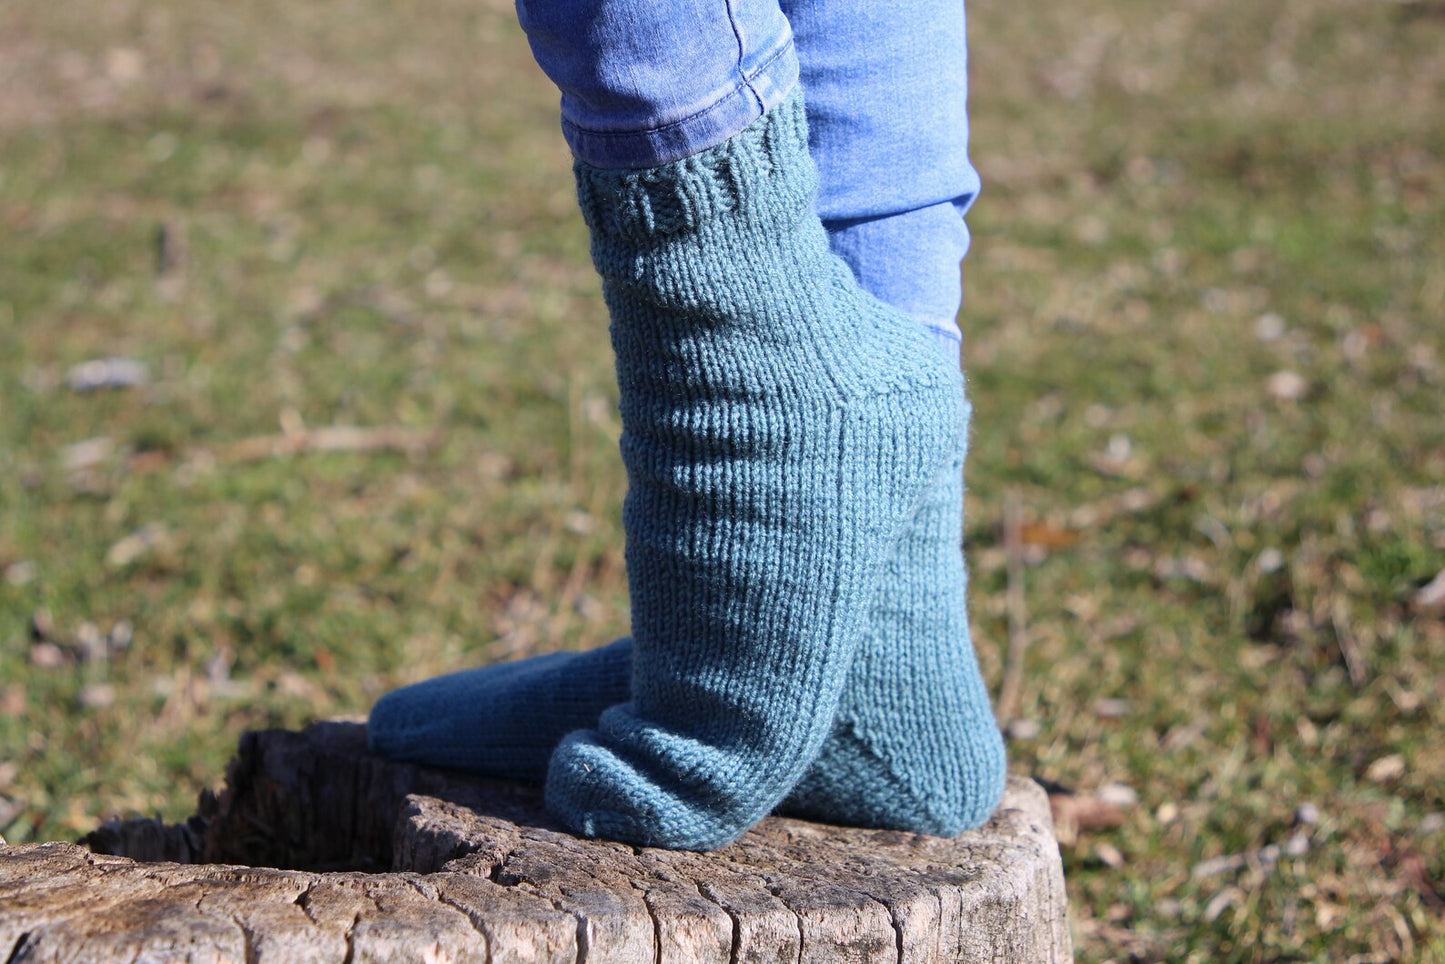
top-left (924, 323), bottom-right (963, 365)
top-left (561, 39), bottom-right (799, 170)
top-left (923, 321), bottom-right (963, 343)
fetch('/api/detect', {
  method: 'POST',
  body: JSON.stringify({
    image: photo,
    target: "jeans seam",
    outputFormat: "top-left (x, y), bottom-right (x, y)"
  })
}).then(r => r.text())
top-left (562, 38), bottom-right (794, 142)
top-left (725, 0), bottom-right (765, 114)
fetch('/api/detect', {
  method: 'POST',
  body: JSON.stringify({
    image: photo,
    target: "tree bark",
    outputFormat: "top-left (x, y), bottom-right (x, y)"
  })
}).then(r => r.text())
top-left (0, 721), bottom-right (1072, 962)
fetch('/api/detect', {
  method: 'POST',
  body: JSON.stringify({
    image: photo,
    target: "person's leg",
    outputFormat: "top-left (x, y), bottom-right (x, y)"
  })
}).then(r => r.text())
top-left (543, 96), bottom-right (963, 849)
top-left (368, 0), bottom-right (801, 779)
top-left (369, 0), bottom-right (1005, 849)
top-left (515, 0), bottom-right (796, 169)
top-left (825, 204), bottom-right (974, 358)
top-left (784, 0), bottom-right (980, 356)
top-left (783, 0), bottom-right (979, 357)
top-left (775, 0), bottom-right (1005, 834)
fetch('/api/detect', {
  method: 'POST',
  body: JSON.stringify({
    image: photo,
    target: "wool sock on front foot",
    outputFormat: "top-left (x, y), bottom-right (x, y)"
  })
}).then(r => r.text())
top-left (783, 430), bottom-right (1006, 835)
top-left (541, 92), bottom-right (966, 851)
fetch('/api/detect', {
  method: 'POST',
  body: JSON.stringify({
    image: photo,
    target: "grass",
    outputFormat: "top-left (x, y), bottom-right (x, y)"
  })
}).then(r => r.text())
top-left (1, 0), bottom-right (1442, 959)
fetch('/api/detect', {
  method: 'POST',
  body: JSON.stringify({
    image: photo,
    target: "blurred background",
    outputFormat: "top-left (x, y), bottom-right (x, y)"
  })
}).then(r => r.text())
top-left (1, 0), bottom-right (1442, 959)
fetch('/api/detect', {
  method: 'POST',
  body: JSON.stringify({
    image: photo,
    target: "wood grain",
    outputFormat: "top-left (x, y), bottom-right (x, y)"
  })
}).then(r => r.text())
top-left (0, 721), bottom-right (1072, 962)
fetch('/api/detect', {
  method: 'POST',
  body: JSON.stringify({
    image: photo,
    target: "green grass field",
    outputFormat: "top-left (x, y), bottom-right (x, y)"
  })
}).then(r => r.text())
top-left (2, 0), bottom-right (1442, 959)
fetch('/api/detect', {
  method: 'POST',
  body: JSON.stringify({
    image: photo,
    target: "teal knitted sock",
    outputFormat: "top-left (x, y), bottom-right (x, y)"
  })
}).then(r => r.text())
top-left (539, 94), bottom-right (969, 850)
top-left (366, 424), bottom-right (1004, 839)
top-left (369, 483), bottom-right (1006, 836)
top-left (367, 639), bottom-right (631, 782)
top-left (781, 436), bottom-right (1006, 835)
top-left (366, 93), bottom-right (1006, 849)
top-left (367, 486), bottom-right (1006, 834)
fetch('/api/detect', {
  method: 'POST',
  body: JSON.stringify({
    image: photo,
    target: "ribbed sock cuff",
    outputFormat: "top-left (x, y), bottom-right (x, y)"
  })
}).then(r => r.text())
top-left (572, 91), bottom-right (812, 243)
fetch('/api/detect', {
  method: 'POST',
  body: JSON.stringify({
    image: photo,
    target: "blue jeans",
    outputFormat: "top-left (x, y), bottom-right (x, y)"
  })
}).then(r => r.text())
top-left (515, 0), bottom-right (977, 352)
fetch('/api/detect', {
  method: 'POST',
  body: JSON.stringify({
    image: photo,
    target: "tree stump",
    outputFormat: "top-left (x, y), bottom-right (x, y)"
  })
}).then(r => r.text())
top-left (0, 721), bottom-right (1072, 962)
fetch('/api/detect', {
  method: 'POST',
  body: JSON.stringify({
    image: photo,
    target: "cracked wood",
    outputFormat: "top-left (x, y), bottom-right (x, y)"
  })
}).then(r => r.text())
top-left (1, 721), bottom-right (1072, 962)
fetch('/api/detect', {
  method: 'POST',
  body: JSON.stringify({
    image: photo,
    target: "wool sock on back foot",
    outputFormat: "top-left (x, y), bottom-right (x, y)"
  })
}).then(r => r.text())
top-left (367, 639), bottom-right (630, 783)
top-left (540, 93), bottom-right (970, 850)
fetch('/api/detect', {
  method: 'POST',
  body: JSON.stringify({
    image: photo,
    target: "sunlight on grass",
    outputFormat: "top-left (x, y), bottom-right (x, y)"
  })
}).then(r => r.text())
top-left (2, 0), bottom-right (1442, 959)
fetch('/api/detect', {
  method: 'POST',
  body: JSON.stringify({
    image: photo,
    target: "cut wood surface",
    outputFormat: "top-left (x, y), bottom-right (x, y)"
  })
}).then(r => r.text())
top-left (1, 721), bottom-right (1072, 963)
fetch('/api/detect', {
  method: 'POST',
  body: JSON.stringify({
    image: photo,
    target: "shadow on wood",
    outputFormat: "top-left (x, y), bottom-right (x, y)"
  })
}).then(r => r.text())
top-left (1, 721), bottom-right (1073, 962)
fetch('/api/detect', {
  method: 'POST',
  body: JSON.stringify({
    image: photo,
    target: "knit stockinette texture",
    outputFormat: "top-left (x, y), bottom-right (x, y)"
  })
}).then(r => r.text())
top-left (542, 92), bottom-right (985, 850)
top-left (367, 93), bottom-right (1006, 850)
top-left (782, 452), bottom-right (1006, 836)
top-left (368, 640), bottom-right (633, 783)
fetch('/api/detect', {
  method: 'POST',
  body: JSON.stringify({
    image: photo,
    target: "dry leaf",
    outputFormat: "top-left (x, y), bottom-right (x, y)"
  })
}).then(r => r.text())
top-left (1097, 783), bottom-right (1139, 807)
top-left (60, 436), bottom-right (115, 471)
top-left (1365, 754), bottom-right (1405, 783)
top-left (1204, 888), bottom-right (1241, 922)
top-left (1094, 841), bottom-right (1125, 868)
top-left (0, 686), bottom-right (25, 716)
top-left (3, 561), bottom-right (36, 586)
top-left (66, 357), bottom-right (149, 392)
top-left (1413, 569), bottom-right (1445, 614)
top-left (30, 641), bottom-right (66, 670)
top-left (78, 683), bottom-right (116, 709)
top-left (1050, 791), bottom-right (1128, 845)
top-left (1020, 522), bottom-right (1081, 549)
top-left (1265, 370), bottom-right (1308, 401)
top-left (1255, 312), bottom-right (1286, 341)
top-left (106, 523), bottom-right (168, 568)
top-left (1401, 851), bottom-right (1445, 911)
top-left (1005, 718), bottom-right (1041, 740)
top-left (1094, 698), bottom-right (1130, 719)
top-left (1192, 853), bottom-right (1247, 879)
